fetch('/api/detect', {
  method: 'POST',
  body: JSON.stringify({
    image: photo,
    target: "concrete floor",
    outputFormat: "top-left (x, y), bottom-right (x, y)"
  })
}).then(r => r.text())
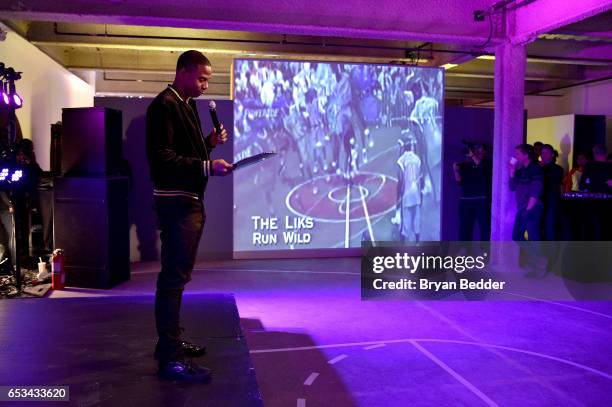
top-left (48, 258), bottom-right (612, 407)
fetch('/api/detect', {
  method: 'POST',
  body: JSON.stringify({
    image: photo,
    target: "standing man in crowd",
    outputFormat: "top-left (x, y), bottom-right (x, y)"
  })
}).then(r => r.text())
top-left (580, 144), bottom-right (612, 193)
top-left (533, 141), bottom-right (543, 163)
top-left (510, 144), bottom-right (544, 275)
top-left (453, 143), bottom-right (492, 241)
top-left (540, 144), bottom-right (563, 240)
top-left (564, 152), bottom-right (587, 192)
top-left (146, 50), bottom-right (232, 382)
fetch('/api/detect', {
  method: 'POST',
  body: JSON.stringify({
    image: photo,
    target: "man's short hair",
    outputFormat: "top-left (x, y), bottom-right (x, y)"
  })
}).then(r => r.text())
top-left (176, 50), bottom-right (211, 72)
top-left (542, 143), bottom-right (558, 156)
top-left (515, 143), bottom-right (534, 160)
top-left (593, 144), bottom-right (607, 157)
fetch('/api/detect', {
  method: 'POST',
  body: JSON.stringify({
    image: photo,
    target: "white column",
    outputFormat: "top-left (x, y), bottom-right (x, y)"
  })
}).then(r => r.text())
top-left (490, 43), bottom-right (526, 264)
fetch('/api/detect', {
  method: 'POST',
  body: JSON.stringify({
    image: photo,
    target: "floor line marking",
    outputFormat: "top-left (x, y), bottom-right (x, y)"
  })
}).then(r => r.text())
top-left (363, 344), bottom-right (386, 350)
top-left (410, 340), bottom-right (499, 407)
top-left (251, 338), bottom-right (612, 381)
top-left (504, 292), bottom-right (612, 320)
top-left (416, 302), bottom-right (579, 404)
top-left (193, 268), bottom-right (360, 276)
top-left (303, 372), bottom-right (320, 386)
top-left (328, 354), bottom-right (348, 365)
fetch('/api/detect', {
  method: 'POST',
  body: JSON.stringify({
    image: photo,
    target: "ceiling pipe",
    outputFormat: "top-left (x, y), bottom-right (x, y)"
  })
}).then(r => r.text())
top-left (527, 74), bottom-right (612, 94)
top-left (51, 23), bottom-right (612, 64)
top-left (468, 74), bottom-right (610, 106)
top-left (50, 23), bottom-right (491, 57)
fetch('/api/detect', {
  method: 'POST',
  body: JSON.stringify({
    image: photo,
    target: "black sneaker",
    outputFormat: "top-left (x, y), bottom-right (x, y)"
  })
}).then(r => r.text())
top-left (158, 360), bottom-right (211, 382)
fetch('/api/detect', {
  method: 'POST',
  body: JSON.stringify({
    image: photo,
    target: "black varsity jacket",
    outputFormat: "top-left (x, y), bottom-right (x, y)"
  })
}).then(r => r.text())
top-left (146, 85), bottom-right (216, 200)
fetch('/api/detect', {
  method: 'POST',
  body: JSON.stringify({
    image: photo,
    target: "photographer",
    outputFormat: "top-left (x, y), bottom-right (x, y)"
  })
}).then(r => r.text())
top-left (453, 143), bottom-right (492, 241)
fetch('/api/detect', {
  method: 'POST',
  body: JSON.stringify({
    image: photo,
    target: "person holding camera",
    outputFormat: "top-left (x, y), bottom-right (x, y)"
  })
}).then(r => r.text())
top-left (453, 143), bottom-right (492, 241)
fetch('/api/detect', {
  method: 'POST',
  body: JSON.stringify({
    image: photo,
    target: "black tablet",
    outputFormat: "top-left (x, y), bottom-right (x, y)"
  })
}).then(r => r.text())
top-left (232, 152), bottom-right (277, 171)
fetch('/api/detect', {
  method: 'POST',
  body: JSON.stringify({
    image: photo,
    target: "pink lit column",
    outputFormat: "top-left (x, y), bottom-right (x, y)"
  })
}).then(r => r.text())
top-left (490, 43), bottom-right (526, 250)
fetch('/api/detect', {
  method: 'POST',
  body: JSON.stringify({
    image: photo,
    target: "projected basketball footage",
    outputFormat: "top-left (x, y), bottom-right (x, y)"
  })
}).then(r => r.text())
top-left (233, 59), bottom-right (443, 252)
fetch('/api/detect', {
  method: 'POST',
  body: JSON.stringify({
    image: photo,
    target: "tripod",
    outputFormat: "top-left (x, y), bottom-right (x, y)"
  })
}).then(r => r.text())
top-left (0, 63), bottom-right (26, 292)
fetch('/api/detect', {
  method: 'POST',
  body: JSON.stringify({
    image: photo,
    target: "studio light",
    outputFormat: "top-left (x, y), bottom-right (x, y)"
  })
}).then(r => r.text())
top-left (0, 64), bottom-right (23, 109)
top-left (0, 167), bottom-right (25, 184)
top-left (11, 170), bottom-right (23, 182)
top-left (11, 93), bottom-right (22, 108)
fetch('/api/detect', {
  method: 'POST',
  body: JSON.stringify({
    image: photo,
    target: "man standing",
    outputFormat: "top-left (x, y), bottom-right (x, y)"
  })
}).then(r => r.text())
top-left (540, 144), bottom-right (564, 240)
top-left (509, 144), bottom-right (544, 275)
top-left (146, 50), bottom-right (232, 382)
top-left (580, 144), bottom-right (612, 193)
top-left (453, 143), bottom-right (492, 241)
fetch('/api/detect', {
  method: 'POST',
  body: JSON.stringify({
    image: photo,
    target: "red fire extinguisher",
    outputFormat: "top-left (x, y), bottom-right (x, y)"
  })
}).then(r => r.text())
top-left (51, 249), bottom-right (65, 290)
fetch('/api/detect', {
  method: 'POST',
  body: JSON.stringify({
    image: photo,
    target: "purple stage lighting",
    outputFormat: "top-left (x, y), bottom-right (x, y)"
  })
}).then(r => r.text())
top-left (11, 93), bottom-right (22, 108)
top-left (1, 92), bottom-right (8, 105)
top-left (11, 170), bottom-right (23, 182)
top-left (0, 168), bottom-right (24, 183)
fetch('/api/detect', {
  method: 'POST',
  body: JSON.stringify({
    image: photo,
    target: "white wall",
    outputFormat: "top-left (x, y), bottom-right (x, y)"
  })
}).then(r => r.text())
top-left (525, 79), bottom-right (612, 149)
top-left (0, 25), bottom-right (94, 170)
top-left (527, 114), bottom-right (575, 173)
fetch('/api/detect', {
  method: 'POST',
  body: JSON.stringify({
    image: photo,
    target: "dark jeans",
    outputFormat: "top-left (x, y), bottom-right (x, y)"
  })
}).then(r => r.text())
top-left (153, 196), bottom-right (205, 365)
top-left (458, 198), bottom-right (491, 241)
top-left (512, 203), bottom-right (543, 266)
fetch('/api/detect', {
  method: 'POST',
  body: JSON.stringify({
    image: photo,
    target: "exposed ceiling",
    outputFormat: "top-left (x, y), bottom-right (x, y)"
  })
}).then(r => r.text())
top-left (2, 5), bottom-right (611, 104)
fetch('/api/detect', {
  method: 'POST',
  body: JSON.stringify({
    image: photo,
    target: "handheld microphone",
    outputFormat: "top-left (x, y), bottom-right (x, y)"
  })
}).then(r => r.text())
top-left (208, 100), bottom-right (222, 134)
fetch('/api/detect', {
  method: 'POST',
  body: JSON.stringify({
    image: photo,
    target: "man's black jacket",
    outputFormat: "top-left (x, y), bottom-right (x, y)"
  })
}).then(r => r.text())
top-left (146, 86), bottom-right (215, 199)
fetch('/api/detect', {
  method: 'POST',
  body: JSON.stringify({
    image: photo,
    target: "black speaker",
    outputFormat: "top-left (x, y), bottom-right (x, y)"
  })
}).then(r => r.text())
top-left (53, 176), bottom-right (130, 288)
top-left (61, 107), bottom-right (123, 176)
